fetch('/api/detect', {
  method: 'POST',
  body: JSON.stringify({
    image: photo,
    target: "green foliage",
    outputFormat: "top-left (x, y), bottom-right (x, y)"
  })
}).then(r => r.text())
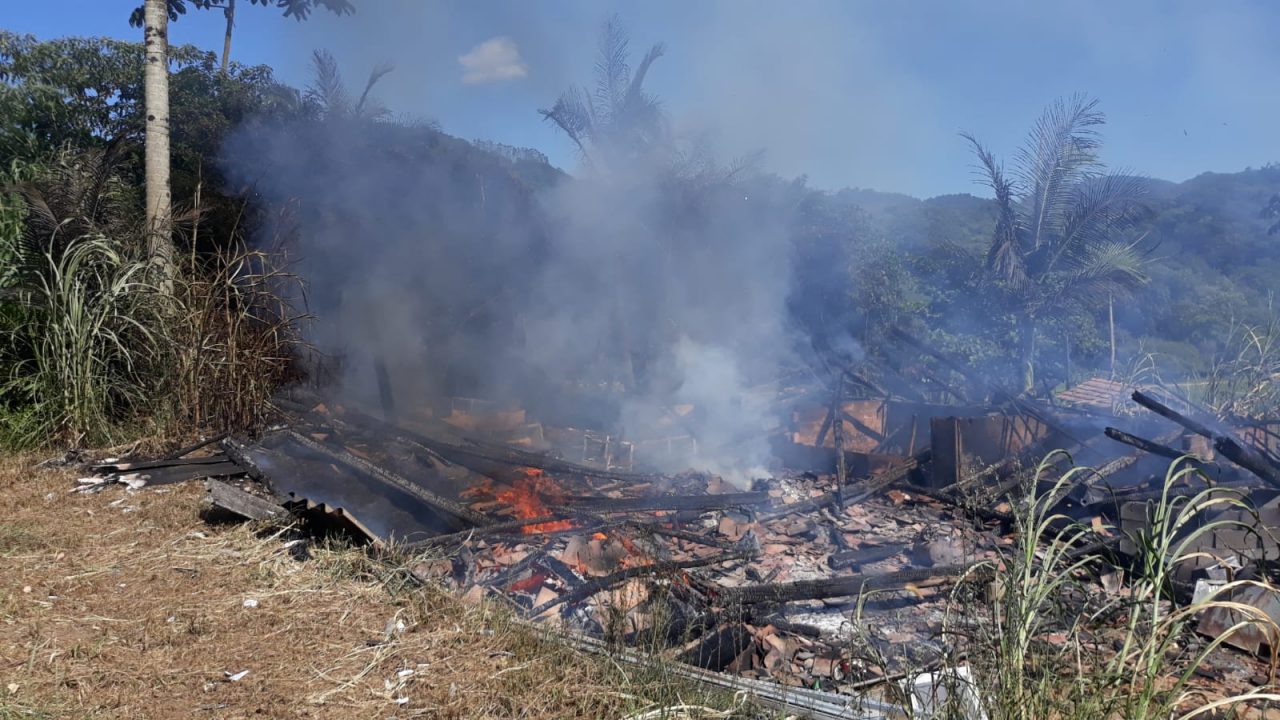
top-left (0, 233), bottom-right (163, 448)
top-left (0, 32), bottom-right (211, 157)
top-left (127, 0), bottom-right (355, 27)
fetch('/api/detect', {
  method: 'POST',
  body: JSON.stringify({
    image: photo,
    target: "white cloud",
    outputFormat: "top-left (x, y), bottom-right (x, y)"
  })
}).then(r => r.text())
top-left (458, 37), bottom-right (528, 84)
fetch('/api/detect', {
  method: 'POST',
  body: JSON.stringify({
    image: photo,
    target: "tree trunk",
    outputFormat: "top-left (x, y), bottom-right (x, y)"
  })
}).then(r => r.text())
top-left (143, 0), bottom-right (174, 290)
top-left (1018, 314), bottom-right (1036, 394)
top-left (220, 0), bottom-right (236, 74)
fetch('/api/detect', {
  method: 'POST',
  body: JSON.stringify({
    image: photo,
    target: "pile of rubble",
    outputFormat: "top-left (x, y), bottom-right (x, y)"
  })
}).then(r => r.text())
top-left (73, 368), bottom-right (1280, 718)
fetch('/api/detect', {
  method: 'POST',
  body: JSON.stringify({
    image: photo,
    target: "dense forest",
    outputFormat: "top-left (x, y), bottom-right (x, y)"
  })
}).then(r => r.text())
top-left (1, 25), bottom-right (1277, 452)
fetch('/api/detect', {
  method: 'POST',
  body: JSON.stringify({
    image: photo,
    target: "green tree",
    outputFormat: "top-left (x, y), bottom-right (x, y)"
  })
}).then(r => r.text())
top-left (130, 0), bottom-right (355, 74)
top-left (963, 95), bottom-right (1151, 393)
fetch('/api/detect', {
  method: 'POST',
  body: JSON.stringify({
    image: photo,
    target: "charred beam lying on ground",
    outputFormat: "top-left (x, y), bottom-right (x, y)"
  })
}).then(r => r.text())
top-left (718, 563), bottom-right (993, 606)
top-left (527, 550), bottom-right (755, 618)
top-left (203, 479), bottom-right (289, 522)
top-left (558, 491), bottom-right (772, 514)
top-left (91, 453), bottom-right (235, 473)
top-left (1131, 391), bottom-right (1280, 489)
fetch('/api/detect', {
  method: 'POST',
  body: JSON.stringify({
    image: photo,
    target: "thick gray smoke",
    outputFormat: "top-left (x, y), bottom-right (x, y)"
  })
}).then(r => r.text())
top-left (223, 21), bottom-right (804, 482)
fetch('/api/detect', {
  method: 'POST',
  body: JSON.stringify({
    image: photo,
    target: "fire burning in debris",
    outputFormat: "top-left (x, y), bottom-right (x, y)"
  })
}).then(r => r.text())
top-left (496, 468), bottom-right (575, 534)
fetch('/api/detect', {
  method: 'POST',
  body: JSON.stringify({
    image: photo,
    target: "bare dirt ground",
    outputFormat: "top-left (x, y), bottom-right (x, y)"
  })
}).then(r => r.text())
top-left (0, 455), bottom-right (724, 720)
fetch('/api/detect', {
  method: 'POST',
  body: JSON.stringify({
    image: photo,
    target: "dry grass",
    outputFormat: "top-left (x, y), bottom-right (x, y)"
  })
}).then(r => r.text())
top-left (0, 455), bottom-right (740, 720)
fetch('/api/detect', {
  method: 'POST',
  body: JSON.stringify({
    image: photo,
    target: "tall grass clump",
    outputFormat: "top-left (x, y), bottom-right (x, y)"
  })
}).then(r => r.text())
top-left (166, 240), bottom-right (310, 434)
top-left (0, 149), bottom-right (308, 449)
top-left (952, 455), bottom-right (1280, 720)
top-left (0, 233), bottom-right (163, 447)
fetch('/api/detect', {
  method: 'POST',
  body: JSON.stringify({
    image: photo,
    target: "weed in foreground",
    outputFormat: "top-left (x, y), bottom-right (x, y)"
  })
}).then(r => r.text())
top-left (950, 454), bottom-right (1280, 720)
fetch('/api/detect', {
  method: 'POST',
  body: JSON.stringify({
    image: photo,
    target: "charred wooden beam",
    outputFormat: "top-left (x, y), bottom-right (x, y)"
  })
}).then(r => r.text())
top-left (527, 551), bottom-right (754, 618)
top-left (1104, 427), bottom-right (1197, 463)
top-left (559, 491), bottom-right (772, 514)
top-left (890, 327), bottom-right (1086, 446)
top-left (164, 433), bottom-right (230, 461)
top-left (203, 479), bottom-right (289, 522)
top-left (1131, 391), bottom-right (1280, 489)
top-left (718, 563), bottom-right (992, 606)
top-left (92, 453), bottom-right (233, 472)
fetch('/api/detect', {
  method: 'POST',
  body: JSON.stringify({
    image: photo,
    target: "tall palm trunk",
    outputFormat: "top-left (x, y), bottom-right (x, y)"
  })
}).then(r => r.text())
top-left (220, 0), bottom-right (236, 74)
top-left (143, 0), bottom-right (174, 290)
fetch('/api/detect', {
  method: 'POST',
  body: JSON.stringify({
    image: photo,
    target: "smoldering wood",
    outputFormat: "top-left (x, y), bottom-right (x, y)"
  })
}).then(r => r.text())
top-left (401, 513), bottom-right (580, 550)
top-left (221, 437), bottom-right (272, 484)
top-left (757, 451), bottom-right (928, 523)
top-left (718, 563), bottom-right (993, 606)
top-left (1131, 391), bottom-right (1280, 489)
top-left (203, 479), bottom-right (289, 521)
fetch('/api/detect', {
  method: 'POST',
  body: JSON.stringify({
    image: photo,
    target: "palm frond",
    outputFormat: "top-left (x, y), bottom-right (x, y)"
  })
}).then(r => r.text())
top-left (538, 87), bottom-right (594, 156)
top-left (306, 49), bottom-right (350, 117)
top-left (1048, 235), bottom-right (1151, 310)
top-left (963, 132), bottom-right (1028, 288)
top-left (1013, 93), bottom-right (1105, 252)
top-left (1047, 172), bottom-right (1151, 274)
top-left (354, 61), bottom-right (394, 119)
top-left (624, 42), bottom-right (665, 111)
top-left (593, 15), bottom-right (631, 126)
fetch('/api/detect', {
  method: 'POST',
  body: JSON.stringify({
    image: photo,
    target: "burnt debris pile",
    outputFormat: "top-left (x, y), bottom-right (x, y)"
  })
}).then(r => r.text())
top-left (73, 344), bottom-right (1280, 719)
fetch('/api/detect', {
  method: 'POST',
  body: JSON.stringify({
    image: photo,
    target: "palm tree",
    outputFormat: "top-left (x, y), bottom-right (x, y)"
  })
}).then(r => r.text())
top-left (143, 0), bottom-right (174, 289)
top-left (539, 15), bottom-right (666, 172)
top-left (963, 95), bottom-right (1150, 393)
top-left (305, 49), bottom-right (393, 121)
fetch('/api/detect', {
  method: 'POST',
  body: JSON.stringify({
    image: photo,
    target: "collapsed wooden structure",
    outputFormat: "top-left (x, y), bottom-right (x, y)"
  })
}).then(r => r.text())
top-left (75, 353), bottom-right (1280, 718)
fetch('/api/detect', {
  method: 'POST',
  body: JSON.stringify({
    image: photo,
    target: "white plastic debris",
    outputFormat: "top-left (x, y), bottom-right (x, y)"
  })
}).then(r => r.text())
top-left (1193, 579), bottom-right (1227, 605)
top-left (242, 598), bottom-right (259, 609)
top-left (224, 670), bottom-right (250, 682)
top-left (395, 697), bottom-right (409, 705)
top-left (903, 665), bottom-right (987, 720)
top-left (117, 473), bottom-right (148, 490)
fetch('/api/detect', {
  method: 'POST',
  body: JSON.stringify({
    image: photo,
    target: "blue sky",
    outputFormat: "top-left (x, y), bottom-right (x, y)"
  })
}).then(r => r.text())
top-left (7, 1), bottom-right (1279, 197)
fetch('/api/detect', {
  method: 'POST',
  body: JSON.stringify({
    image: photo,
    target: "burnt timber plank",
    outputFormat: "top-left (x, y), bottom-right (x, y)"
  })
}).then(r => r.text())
top-left (1131, 391), bottom-right (1280, 489)
top-left (718, 563), bottom-right (992, 606)
top-left (204, 480), bottom-right (289, 521)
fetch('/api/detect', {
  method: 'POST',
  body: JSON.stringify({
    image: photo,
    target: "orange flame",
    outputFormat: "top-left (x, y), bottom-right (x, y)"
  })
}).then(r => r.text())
top-left (496, 468), bottom-right (574, 534)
